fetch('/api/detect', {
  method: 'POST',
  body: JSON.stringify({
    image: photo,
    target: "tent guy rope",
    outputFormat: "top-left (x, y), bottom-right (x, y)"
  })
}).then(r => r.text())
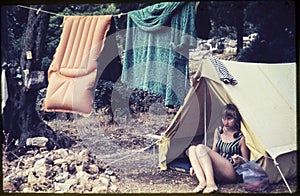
top-left (273, 158), bottom-right (292, 193)
top-left (107, 138), bottom-right (161, 165)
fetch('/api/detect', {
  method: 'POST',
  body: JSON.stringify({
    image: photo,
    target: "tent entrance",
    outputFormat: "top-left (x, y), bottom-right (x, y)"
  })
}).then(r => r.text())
top-left (167, 156), bottom-right (191, 174)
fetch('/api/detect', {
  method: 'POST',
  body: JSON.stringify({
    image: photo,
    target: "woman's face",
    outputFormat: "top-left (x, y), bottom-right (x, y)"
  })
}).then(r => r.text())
top-left (222, 117), bottom-right (236, 129)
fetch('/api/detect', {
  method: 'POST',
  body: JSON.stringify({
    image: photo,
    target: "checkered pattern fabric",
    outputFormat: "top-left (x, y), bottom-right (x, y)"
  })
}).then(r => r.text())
top-left (209, 56), bottom-right (238, 85)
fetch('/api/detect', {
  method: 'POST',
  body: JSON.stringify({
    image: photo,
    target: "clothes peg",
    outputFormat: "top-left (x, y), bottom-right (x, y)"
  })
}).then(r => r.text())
top-left (23, 69), bottom-right (29, 76)
top-left (36, 7), bottom-right (41, 15)
top-left (26, 51), bottom-right (32, 60)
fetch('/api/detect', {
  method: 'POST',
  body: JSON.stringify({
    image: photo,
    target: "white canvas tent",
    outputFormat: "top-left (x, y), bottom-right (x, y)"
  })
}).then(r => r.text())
top-left (158, 59), bottom-right (297, 187)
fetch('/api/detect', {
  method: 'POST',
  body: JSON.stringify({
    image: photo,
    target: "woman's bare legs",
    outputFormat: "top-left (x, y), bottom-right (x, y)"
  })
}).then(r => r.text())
top-left (207, 148), bottom-right (237, 183)
top-left (195, 144), bottom-right (217, 189)
top-left (187, 145), bottom-right (206, 192)
top-left (188, 144), bottom-right (237, 193)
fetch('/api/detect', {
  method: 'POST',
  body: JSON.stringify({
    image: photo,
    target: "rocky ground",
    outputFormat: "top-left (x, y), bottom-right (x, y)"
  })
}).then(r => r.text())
top-left (2, 109), bottom-right (297, 194)
top-left (2, 43), bottom-right (298, 194)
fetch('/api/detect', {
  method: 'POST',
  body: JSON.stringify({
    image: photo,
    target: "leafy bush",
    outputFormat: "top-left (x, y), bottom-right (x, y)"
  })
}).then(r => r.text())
top-left (238, 1), bottom-right (296, 63)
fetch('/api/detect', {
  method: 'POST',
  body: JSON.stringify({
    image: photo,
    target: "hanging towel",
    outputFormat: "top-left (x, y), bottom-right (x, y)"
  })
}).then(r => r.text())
top-left (209, 56), bottom-right (238, 85)
top-left (43, 15), bottom-right (112, 116)
top-left (121, 1), bottom-right (197, 106)
top-left (1, 69), bottom-right (8, 113)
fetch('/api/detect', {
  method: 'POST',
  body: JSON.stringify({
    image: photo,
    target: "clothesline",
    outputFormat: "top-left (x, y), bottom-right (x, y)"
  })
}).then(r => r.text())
top-left (18, 5), bottom-right (64, 17)
top-left (17, 5), bottom-right (128, 18)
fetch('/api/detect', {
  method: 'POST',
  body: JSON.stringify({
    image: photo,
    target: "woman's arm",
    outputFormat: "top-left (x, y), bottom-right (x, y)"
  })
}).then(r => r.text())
top-left (232, 136), bottom-right (250, 164)
top-left (240, 136), bottom-right (250, 161)
top-left (211, 128), bottom-right (219, 152)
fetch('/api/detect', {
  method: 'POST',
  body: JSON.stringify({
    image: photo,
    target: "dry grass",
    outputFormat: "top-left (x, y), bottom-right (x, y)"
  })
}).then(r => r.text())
top-left (2, 109), bottom-right (298, 194)
top-left (45, 110), bottom-right (297, 194)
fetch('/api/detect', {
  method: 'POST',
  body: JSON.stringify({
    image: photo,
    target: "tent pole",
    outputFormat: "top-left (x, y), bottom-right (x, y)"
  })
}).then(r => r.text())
top-left (204, 80), bottom-right (207, 146)
top-left (274, 158), bottom-right (292, 193)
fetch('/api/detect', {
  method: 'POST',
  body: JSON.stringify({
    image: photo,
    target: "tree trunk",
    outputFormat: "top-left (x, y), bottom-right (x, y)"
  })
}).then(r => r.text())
top-left (235, 2), bottom-right (246, 55)
top-left (2, 5), bottom-right (74, 158)
top-left (1, 6), bottom-right (9, 63)
top-left (236, 17), bottom-right (244, 54)
top-left (236, 10), bottom-right (244, 54)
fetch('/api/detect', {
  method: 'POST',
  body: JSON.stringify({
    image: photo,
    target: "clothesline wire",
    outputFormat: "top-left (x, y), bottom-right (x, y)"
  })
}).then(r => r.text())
top-left (17, 5), bottom-right (65, 17)
top-left (17, 5), bottom-right (128, 18)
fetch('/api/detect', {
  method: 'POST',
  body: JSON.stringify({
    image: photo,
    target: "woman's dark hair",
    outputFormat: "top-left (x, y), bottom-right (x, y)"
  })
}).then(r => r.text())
top-left (221, 103), bottom-right (242, 138)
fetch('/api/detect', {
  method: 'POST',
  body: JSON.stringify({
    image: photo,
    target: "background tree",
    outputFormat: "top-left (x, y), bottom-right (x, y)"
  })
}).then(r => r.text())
top-left (238, 0), bottom-right (296, 63)
top-left (209, 1), bottom-right (248, 54)
top-left (2, 3), bottom-right (123, 156)
top-left (1, 6), bottom-right (9, 63)
top-left (2, 5), bottom-right (74, 158)
top-left (2, 6), bottom-right (28, 65)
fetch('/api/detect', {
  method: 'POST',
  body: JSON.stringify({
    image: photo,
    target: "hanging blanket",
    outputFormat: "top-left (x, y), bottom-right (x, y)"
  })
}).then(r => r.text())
top-left (122, 1), bottom-right (197, 106)
top-left (43, 15), bottom-right (112, 116)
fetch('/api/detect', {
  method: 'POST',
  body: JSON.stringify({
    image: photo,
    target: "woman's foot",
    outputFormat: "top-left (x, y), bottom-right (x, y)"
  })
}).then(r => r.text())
top-left (203, 186), bottom-right (218, 194)
top-left (192, 184), bottom-right (206, 193)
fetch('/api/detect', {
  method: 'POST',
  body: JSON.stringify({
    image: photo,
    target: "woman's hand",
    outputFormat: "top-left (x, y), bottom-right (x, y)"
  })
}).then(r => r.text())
top-left (232, 154), bottom-right (247, 164)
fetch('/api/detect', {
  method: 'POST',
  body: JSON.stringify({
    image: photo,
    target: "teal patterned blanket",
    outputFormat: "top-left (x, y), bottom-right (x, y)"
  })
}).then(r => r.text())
top-left (121, 1), bottom-right (197, 106)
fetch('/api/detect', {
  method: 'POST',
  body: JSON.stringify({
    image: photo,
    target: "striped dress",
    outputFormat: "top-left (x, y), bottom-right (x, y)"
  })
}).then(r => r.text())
top-left (215, 127), bottom-right (243, 170)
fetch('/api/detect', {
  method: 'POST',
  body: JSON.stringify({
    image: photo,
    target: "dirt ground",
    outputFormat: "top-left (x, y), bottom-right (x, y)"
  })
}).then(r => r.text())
top-left (2, 54), bottom-right (297, 194)
top-left (47, 109), bottom-right (297, 194)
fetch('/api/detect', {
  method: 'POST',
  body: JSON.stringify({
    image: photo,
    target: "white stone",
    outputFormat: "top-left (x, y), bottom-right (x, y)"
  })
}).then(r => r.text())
top-left (27, 171), bottom-right (38, 185)
top-left (54, 172), bottom-right (69, 182)
top-left (92, 185), bottom-right (107, 193)
top-left (54, 182), bottom-right (69, 192)
top-left (109, 184), bottom-right (118, 192)
top-left (34, 158), bottom-right (46, 168)
top-left (224, 47), bottom-right (237, 54)
top-left (228, 40), bottom-right (237, 47)
top-left (98, 176), bottom-right (110, 186)
top-left (26, 137), bottom-right (48, 147)
top-left (79, 149), bottom-right (91, 158)
top-left (76, 171), bottom-right (91, 188)
top-left (54, 158), bottom-right (66, 165)
top-left (88, 164), bottom-right (99, 174)
top-left (22, 187), bottom-right (34, 193)
top-left (110, 175), bottom-right (118, 183)
top-left (52, 148), bottom-right (69, 159)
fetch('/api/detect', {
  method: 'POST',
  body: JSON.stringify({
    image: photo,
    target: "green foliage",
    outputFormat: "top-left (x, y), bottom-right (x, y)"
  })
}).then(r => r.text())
top-left (243, 21), bottom-right (257, 36)
top-left (238, 0), bottom-right (296, 63)
top-left (3, 2), bottom-right (296, 66)
top-left (210, 21), bottom-right (237, 40)
top-left (3, 3), bottom-right (121, 69)
top-left (208, 1), bottom-right (247, 53)
top-left (209, 1), bottom-right (242, 27)
top-left (57, 3), bottom-right (120, 16)
top-left (5, 6), bottom-right (28, 65)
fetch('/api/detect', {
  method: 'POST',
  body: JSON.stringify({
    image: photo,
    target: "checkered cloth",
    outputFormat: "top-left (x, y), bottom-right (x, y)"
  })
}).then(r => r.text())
top-left (209, 56), bottom-right (238, 85)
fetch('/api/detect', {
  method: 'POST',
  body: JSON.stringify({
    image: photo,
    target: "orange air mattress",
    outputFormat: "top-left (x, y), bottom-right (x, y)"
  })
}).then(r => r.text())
top-left (43, 15), bottom-right (112, 116)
